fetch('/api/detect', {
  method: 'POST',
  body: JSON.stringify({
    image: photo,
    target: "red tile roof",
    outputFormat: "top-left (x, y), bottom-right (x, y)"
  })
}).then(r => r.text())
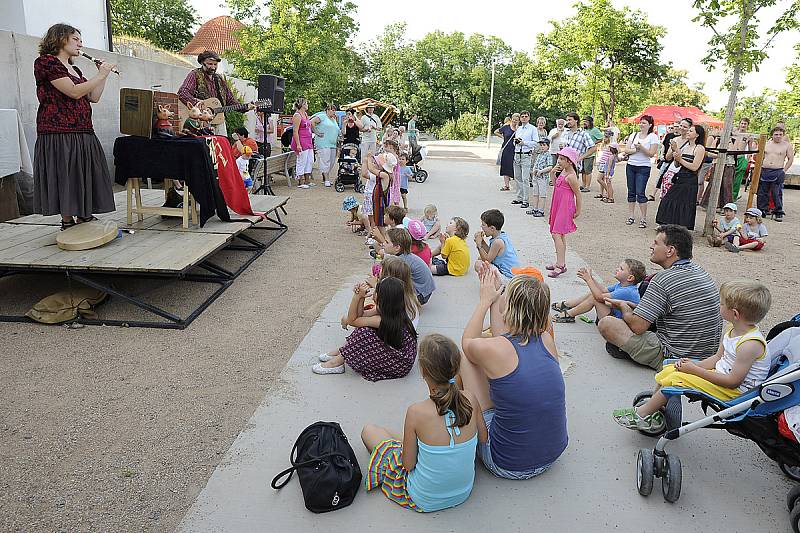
top-left (181, 16), bottom-right (245, 56)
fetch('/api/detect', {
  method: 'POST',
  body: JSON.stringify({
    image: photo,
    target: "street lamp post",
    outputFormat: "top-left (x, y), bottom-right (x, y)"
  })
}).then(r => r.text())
top-left (486, 61), bottom-right (496, 148)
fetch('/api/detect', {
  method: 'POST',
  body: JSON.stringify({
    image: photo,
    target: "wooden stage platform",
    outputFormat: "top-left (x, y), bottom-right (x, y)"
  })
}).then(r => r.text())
top-left (0, 190), bottom-right (288, 329)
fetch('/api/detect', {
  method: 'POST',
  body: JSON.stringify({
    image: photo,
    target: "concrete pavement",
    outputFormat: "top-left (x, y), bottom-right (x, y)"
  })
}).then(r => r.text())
top-left (178, 142), bottom-right (794, 532)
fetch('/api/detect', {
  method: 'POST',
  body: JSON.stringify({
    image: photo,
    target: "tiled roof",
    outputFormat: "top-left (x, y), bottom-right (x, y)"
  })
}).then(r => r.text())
top-left (180, 16), bottom-right (245, 56)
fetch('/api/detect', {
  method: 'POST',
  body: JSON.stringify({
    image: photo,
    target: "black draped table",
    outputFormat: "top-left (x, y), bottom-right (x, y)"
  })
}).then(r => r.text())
top-left (113, 136), bottom-right (230, 227)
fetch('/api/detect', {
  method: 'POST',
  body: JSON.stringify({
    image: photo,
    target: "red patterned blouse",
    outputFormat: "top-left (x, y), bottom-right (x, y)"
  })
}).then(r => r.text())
top-left (34, 55), bottom-right (94, 134)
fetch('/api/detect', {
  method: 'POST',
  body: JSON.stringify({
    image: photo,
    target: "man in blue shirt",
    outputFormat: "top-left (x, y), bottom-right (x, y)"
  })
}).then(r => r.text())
top-left (510, 111), bottom-right (540, 209)
top-left (552, 259), bottom-right (646, 324)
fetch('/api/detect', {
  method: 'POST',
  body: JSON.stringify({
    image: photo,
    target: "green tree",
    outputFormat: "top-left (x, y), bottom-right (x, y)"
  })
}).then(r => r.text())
top-left (110, 0), bottom-right (197, 52)
top-left (534, 0), bottom-right (669, 120)
top-left (227, 0), bottom-right (365, 112)
top-left (644, 69), bottom-right (710, 109)
top-left (776, 44), bottom-right (800, 137)
top-left (693, 0), bottom-right (800, 234)
top-left (735, 92), bottom-right (782, 133)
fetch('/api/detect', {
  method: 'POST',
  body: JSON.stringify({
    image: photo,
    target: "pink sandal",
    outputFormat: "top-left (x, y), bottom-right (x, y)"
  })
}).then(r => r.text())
top-left (547, 265), bottom-right (567, 278)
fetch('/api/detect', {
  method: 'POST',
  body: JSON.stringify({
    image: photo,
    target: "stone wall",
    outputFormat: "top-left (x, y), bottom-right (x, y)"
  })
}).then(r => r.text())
top-left (0, 30), bottom-right (258, 173)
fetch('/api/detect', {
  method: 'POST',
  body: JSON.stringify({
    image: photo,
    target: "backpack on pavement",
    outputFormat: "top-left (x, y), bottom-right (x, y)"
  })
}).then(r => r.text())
top-left (270, 421), bottom-right (362, 513)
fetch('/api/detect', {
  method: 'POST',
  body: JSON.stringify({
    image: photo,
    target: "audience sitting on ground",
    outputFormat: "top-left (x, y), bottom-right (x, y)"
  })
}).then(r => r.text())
top-left (709, 202), bottom-right (742, 248)
top-left (552, 259), bottom-right (646, 324)
top-left (598, 224), bottom-right (721, 370)
top-left (430, 217), bottom-right (471, 277)
top-left (362, 333), bottom-right (487, 512)
top-left (342, 195), bottom-right (368, 235)
top-left (405, 219), bottom-right (432, 265)
top-left (460, 268), bottom-right (568, 479)
top-left (385, 227), bottom-right (436, 305)
top-left (725, 207), bottom-right (768, 253)
top-left (313, 277), bottom-right (417, 380)
top-left (422, 204), bottom-right (441, 240)
top-left (386, 205), bottom-right (408, 229)
top-left (613, 280), bottom-right (771, 433)
top-left (363, 255), bottom-right (421, 329)
top-left (473, 209), bottom-right (521, 279)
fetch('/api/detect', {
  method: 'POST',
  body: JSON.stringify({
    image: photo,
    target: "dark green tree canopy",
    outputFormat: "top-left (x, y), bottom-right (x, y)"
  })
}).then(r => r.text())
top-left (110, 0), bottom-right (198, 52)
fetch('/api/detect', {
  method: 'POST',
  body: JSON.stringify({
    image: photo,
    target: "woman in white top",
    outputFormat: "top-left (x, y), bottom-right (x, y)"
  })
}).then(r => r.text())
top-left (622, 115), bottom-right (659, 229)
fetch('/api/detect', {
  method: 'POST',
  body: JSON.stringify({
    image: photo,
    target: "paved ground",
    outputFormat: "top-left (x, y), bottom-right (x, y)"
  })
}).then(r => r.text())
top-left (178, 143), bottom-right (795, 532)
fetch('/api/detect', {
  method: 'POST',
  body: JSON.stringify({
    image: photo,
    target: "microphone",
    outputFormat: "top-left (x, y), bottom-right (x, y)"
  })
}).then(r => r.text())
top-left (80, 51), bottom-right (120, 75)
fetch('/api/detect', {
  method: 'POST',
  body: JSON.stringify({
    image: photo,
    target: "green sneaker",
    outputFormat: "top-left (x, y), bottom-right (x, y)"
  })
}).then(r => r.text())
top-left (613, 408), bottom-right (665, 432)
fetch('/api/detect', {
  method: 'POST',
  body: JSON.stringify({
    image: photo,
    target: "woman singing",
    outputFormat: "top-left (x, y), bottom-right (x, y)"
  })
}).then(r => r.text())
top-left (33, 23), bottom-right (117, 230)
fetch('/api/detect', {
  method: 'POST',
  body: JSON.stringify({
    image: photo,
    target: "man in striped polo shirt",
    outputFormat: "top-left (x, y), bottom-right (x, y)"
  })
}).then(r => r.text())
top-left (598, 225), bottom-right (721, 369)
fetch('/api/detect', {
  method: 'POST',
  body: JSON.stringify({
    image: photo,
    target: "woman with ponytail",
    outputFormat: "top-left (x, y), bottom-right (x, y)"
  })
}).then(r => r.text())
top-left (361, 334), bottom-right (487, 512)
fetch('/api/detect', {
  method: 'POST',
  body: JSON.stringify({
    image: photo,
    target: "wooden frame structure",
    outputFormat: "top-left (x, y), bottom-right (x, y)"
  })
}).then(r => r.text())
top-left (340, 98), bottom-right (399, 125)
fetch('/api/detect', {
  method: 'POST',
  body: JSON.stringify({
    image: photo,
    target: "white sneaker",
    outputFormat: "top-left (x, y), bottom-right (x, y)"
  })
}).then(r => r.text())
top-left (298, 184), bottom-right (310, 189)
top-left (324, 181), bottom-right (331, 187)
top-left (312, 362), bottom-right (344, 375)
top-left (308, 182), bottom-right (317, 187)
top-left (318, 353), bottom-right (333, 362)
top-left (365, 238), bottom-right (376, 246)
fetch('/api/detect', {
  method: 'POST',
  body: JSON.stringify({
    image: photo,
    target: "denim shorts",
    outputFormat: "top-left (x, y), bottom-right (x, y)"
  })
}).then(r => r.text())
top-left (477, 409), bottom-right (553, 480)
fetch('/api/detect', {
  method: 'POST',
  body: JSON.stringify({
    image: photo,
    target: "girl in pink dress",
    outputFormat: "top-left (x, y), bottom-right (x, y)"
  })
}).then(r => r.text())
top-left (547, 147), bottom-right (582, 278)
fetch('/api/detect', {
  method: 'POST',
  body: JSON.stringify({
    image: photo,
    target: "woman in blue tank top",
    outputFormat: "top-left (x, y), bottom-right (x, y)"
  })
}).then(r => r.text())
top-left (460, 269), bottom-right (568, 479)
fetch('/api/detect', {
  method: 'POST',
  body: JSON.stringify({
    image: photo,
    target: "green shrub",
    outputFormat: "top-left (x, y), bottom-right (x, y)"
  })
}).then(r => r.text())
top-left (435, 112), bottom-right (488, 140)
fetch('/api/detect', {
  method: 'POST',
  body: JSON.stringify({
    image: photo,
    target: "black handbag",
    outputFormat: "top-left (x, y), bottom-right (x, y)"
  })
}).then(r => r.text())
top-left (270, 421), bottom-right (362, 513)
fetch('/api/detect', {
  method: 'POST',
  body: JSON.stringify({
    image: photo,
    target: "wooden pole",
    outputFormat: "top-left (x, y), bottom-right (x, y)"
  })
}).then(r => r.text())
top-left (746, 134), bottom-right (767, 209)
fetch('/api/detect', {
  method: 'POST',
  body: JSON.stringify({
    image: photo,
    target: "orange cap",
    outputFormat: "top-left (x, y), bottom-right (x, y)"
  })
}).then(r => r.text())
top-left (510, 266), bottom-right (544, 282)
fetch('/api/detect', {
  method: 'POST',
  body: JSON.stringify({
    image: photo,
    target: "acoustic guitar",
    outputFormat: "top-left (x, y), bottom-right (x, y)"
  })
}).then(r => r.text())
top-left (179, 97), bottom-right (272, 125)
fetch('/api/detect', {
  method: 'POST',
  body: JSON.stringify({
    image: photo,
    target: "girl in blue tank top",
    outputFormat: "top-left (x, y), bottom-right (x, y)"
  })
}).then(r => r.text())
top-left (362, 334), bottom-right (488, 512)
top-left (475, 209), bottom-right (521, 278)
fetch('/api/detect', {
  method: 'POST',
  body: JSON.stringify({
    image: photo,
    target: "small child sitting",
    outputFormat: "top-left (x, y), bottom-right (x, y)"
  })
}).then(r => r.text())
top-left (552, 259), bottom-right (645, 323)
top-left (399, 153), bottom-right (413, 210)
top-left (422, 204), bottom-right (441, 239)
top-left (527, 139), bottom-right (553, 217)
top-left (385, 227), bottom-right (436, 304)
top-left (386, 205), bottom-right (408, 228)
top-left (613, 280), bottom-right (771, 432)
top-left (429, 217), bottom-right (470, 277)
top-left (236, 145), bottom-right (254, 189)
top-left (406, 218), bottom-right (432, 265)
top-left (473, 209), bottom-right (521, 278)
top-left (362, 333), bottom-right (486, 512)
top-left (710, 202), bottom-right (741, 248)
top-left (726, 207), bottom-right (767, 253)
top-left (342, 195), bottom-right (368, 235)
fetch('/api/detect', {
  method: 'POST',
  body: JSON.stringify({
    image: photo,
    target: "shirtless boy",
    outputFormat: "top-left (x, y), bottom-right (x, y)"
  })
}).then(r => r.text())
top-left (757, 127), bottom-right (795, 222)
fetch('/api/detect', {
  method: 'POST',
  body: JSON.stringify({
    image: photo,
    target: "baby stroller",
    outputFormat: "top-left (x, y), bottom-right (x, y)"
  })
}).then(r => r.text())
top-left (335, 143), bottom-right (364, 193)
top-left (630, 315), bottom-right (800, 520)
top-left (408, 144), bottom-right (428, 183)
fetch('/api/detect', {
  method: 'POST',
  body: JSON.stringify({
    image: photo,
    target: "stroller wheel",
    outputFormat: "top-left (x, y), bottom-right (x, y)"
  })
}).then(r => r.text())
top-left (636, 449), bottom-right (654, 496)
top-left (633, 391), bottom-right (668, 437)
top-left (633, 390), bottom-right (653, 407)
top-left (782, 463), bottom-right (800, 482)
top-left (787, 484), bottom-right (800, 511)
top-left (661, 454), bottom-right (682, 503)
top-left (791, 501), bottom-right (800, 533)
top-left (415, 169), bottom-right (428, 183)
top-left (355, 181), bottom-right (365, 194)
top-left (334, 181), bottom-right (345, 192)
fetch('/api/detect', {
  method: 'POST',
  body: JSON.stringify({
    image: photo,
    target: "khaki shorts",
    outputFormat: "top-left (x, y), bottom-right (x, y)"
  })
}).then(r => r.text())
top-left (622, 331), bottom-right (664, 369)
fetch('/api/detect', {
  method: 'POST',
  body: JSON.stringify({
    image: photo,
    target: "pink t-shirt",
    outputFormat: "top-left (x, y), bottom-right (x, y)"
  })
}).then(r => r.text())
top-left (412, 242), bottom-right (432, 265)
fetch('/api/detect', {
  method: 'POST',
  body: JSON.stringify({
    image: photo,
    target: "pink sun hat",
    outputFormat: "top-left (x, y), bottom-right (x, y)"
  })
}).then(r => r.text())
top-left (404, 218), bottom-right (427, 240)
top-left (557, 146), bottom-right (580, 167)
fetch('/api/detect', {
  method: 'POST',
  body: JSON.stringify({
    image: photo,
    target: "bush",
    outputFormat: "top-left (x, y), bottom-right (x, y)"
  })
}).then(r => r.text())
top-left (435, 112), bottom-right (488, 140)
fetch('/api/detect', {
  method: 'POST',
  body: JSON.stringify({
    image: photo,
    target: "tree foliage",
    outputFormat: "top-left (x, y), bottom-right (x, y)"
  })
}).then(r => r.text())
top-left (110, 0), bottom-right (197, 52)
top-left (226, 0), bottom-right (365, 113)
top-left (644, 69), bottom-right (710, 109)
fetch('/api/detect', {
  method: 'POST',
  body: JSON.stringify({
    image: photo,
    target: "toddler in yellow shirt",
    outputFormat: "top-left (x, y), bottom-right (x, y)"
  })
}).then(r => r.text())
top-left (429, 217), bottom-right (470, 276)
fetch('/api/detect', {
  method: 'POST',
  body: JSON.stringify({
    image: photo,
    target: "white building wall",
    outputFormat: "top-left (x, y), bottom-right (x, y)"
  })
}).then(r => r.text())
top-left (0, 0), bottom-right (110, 50)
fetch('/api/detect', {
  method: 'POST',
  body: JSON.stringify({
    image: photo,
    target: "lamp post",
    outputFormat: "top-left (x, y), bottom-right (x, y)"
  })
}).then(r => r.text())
top-left (486, 61), bottom-right (496, 148)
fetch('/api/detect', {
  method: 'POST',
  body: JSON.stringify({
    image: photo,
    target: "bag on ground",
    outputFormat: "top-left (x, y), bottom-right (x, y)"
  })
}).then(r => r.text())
top-left (270, 421), bottom-right (362, 513)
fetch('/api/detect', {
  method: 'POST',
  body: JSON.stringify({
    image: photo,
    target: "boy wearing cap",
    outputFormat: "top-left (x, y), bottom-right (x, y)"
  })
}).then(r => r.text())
top-left (710, 202), bottom-right (742, 248)
top-left (527, 139), bottom-right (554, 217)
top-left (727, 207), bottom-right (768, 252)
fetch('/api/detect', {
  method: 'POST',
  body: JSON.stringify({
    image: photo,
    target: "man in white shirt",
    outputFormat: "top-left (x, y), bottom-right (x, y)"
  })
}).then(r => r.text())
top-left (360, 104), bottom-right (382, 163)
top-left (510, 111), bottom-right (539, 209)
top-left (548, 118), bottom-right (566, 166)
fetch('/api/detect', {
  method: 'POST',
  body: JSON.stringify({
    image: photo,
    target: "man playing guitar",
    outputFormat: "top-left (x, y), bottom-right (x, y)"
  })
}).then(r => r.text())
top-left (178, 50), bottom-right (255, 135)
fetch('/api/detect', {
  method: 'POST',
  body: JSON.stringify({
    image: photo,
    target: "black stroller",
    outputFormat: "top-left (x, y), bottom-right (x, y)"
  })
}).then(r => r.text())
top-left (408, 143), bottom-right (428, 183)
top-left (335, 143), bottom-right (364, 193)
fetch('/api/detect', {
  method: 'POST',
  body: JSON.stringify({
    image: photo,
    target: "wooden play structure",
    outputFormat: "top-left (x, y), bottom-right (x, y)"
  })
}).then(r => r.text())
top-left (340, 98), bottom-right (399, 125)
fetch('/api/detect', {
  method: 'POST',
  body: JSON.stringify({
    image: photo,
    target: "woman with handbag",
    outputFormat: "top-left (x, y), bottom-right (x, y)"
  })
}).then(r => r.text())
top-left (494, 113), bottom-right (519, 191)
top-left (656, 124), bottom-right (707, 230)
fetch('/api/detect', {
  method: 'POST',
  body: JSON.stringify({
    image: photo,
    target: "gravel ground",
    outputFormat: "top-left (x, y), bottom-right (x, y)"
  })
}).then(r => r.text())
top-left (0, 177), bottom-right (370, 532)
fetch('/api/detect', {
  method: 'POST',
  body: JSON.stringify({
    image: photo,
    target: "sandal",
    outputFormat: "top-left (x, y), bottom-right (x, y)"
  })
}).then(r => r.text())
top-left (547, 265), bottom-right (567, 278)
top-left (551, 301), bottom-right (569, 312)
top-left (77, 215), bottom-right (97, 223)
top-left (553, 310), bottom-right (575, 323)
top-left (612, 407), bottom-right (665, 432)
top-left (60, 219), bottom-right (76, 231)
top-left (625, 217), bottom-right (635, 225)
top-left (500, 186), bottom-right (510, 191)
top-left (639, 219), bottom-right (647, 229)
top-left (594, 194), bottom-right (605, 199)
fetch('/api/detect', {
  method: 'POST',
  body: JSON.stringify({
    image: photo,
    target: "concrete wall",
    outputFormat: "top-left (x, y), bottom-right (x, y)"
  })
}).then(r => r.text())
top-left (0, 30), bottom-right (258, 173)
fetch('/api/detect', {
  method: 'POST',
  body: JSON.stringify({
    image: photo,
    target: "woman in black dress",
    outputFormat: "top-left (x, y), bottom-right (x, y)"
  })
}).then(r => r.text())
top-left (656, 124), bottom-right (706, 230)
top-left (494, 113), bottom-right (519, 191)
top-left (342, 108), bottom-right (361, 145)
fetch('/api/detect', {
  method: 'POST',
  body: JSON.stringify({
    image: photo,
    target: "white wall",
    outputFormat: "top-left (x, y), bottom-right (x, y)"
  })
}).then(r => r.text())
top-left (0, 0), bottom-right (110, 50)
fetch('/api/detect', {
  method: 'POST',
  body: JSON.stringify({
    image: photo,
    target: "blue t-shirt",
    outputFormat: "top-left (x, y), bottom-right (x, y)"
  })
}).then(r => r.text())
top-left (607, 282), bottom-right (640, 318)
top-left (400, 166), bottom-right (413, 189)
top-left (399, 253), bottom-right (436, 299)
top-left (312, 112), bottom-right (340, 149)
top-left (489, 232), bottom-right (521, 278)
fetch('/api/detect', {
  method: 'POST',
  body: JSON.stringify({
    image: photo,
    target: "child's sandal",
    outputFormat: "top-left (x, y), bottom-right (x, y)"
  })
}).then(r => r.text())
top-left (625, 217), bottom-right (635, 225)
top-left (551, 301), bottom-right (569, 312)
top-left (553, 310), bottom-right (575, 323)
